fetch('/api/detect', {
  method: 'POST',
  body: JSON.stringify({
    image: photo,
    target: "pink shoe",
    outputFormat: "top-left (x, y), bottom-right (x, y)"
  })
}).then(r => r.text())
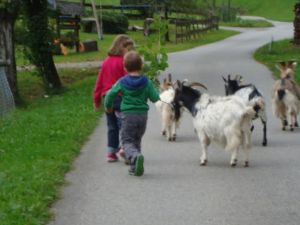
top-left (118, 149), bottom-right (129, 165)
top-left (106, 153), bottom-right (118, 162)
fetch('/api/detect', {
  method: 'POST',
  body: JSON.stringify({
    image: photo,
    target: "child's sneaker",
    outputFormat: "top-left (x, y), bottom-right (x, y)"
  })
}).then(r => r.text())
top-left (106, 153), bottom-right (118, 162)
top-left (118, 148), bottom-right (129, 165)
top-left (129, 154), bottom-right (144, 176)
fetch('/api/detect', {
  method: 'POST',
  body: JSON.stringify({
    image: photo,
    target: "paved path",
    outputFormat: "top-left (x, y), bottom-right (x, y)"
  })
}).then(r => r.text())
top-left (49, 19), bottom-right (300, 225)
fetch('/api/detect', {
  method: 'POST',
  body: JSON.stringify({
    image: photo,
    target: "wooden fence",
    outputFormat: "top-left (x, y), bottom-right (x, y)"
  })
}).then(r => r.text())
top-left (170, 17), bottom-right (219, 43)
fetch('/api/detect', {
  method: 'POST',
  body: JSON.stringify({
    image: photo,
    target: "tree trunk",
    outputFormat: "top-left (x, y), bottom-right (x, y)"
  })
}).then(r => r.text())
top-left (22, 0), bottom-right (62, 91)
top-left (0, 9), bottom-right (20, 104)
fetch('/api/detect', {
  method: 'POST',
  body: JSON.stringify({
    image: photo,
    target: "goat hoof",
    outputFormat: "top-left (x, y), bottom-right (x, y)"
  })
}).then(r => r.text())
top-left (172, 137), bottom-right (176, 141)
top-left (295, 122), bottom-right (299, 127)
top-left (167, 137), bottom-right (172, 141)
top-left (231, 159), bottom-right (238, 167)
top-left (262, 141), bottom-right (267, 146)
top-left (282, 127), bottom-right (286, 131)
top-left (290, 128), bottom-right (294, 132)
top-left (200, 160), bottom-right (207, 166)
top-left (244, 161), bottom-right (249, 167)
top-left (162, 131), bottom-right (166, 136)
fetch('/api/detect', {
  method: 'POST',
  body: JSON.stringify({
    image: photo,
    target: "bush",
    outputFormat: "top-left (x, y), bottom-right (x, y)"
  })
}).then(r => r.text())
top-left (102, 11), bottom-right (129, 34)
top-left (82, 11), bottom-right (128, 34)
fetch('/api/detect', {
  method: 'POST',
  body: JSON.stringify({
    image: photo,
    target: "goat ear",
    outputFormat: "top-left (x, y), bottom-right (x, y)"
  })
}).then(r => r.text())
top-left (288, 60), bottom-right (297, 69)
top-left (222, 76), bottom-right (227, 82)
top-left (279, 61), bottom-right (286, 68)
top-left (235, 74), bottom-right (243, 82)
top-left (275, 64), bottom-right (282, 72)
top-left (176, 80), bottom-right (182, 90)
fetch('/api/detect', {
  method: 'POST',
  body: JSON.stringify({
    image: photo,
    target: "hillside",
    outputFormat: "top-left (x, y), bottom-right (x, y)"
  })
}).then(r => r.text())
top-left (213, 0), bottom-right (298, 21)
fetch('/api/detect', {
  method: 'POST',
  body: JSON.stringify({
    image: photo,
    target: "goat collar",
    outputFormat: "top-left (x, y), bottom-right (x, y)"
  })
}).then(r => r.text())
top-left (159, 100), bottom-right (175, 111)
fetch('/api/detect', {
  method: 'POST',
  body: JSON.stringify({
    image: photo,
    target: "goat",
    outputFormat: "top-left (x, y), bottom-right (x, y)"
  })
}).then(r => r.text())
top-left (272, 77), bottom-right (300, 131)
top-left (222, 74), bottom-right (267, 146)
top-left (173, 80), bottom-right (255, 167)
top-left (155, 74), bottom-right (181, 141)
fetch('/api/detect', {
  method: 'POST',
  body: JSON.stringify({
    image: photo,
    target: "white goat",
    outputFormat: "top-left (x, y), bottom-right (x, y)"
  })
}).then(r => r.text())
top-left (155, 74), bottom-right (181, 141)
top-left (222, 74), bottom-right (267, 146)
top-left (173, 80), bottom-right (255, 167)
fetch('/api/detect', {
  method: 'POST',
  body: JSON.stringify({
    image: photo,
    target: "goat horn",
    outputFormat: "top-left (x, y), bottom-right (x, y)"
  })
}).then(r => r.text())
top-left (168, 73), bottom-right (172, 82)
top-left (228, 74), bottom-right (231, 80)
top-left (188, 82), bottom-right (208, 90)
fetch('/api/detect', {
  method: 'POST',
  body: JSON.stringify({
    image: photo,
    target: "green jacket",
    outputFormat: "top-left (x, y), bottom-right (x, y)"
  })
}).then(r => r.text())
top-left (104, 75), bottom-right (160, 113)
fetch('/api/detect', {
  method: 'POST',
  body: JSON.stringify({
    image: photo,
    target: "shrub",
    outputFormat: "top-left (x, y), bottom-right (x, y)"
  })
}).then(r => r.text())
top-left (102, 11), bottom-right (129, 34)
top-left (81, 11), bottom-right (128, 34)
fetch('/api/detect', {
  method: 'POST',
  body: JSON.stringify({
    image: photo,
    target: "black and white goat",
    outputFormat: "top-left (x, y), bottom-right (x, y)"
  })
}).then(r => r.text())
top-left (222, 75), bottom-right (267, 146)
top-left (155, 74), bottom-right (182, 141)
top-left (173, 80), bottom-right (255, 167)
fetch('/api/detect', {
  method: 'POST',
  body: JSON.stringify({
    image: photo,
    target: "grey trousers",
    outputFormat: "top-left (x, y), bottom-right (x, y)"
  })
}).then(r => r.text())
top-left (120, 113), bottom-right (147, 161)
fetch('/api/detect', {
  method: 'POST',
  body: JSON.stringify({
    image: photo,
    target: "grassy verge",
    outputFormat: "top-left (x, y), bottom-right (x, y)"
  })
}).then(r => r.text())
top-left (0, 68), bottom-right (100, 225)
top-left (220, 19), bottom-right (273, 28)
top-left (254, 39), bottom-right (300, 83)
top-left (215, 0), bottom-right (296, 21)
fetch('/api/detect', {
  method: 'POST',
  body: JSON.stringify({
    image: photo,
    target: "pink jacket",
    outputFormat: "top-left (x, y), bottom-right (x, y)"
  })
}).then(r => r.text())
top-left (93, 55), bottom-right (127, 107)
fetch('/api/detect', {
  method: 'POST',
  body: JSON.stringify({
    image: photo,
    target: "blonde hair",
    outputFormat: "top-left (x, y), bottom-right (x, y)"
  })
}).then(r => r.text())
top-left (108, 34), bottom-right (134, 56)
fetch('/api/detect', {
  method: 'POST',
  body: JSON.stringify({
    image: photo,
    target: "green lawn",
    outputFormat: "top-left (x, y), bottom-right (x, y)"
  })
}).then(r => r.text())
top-left (214, 0), bottom-right (298, 21)
top-left (220, 19), bottom-right (273, 28)
top-left (0, 68), bottom-right (100, 225)
top-left (16, 28), bottom-right (239, 65)
top-left (254, 39), bottom-right (300, 83)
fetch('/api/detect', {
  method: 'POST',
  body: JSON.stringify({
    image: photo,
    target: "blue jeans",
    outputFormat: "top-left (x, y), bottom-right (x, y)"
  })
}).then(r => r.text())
top-left (106, 96), bottom-right (122, 154)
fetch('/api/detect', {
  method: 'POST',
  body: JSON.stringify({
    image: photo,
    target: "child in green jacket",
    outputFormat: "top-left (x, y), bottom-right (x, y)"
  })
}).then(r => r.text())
top-left (105, 51), bottom-right (160, 176)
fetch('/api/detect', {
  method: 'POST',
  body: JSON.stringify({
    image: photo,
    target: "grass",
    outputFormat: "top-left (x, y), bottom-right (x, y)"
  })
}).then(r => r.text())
top-left (220, 19), bottom-right (273, 28)
top-left (0, 68), bottom-right (100, 225)
top-left (214, 0), bottom-right (298, 21)
top-left (254, 39), bottom-right (300, 83)
top-left (16, 28), bottom-right (239, 65)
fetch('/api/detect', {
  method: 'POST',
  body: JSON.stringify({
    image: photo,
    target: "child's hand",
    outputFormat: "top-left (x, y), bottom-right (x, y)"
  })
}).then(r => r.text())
top-left (94, 102), bottom-right (100, 111)
top-left (105, 108), bottom-right (113, 113)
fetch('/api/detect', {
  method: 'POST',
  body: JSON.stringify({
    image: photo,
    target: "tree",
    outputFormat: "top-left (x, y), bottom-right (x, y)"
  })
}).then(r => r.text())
top-left (0, 2), bottom-right (21, 104)
top-left (21, 0), bottom-right (62, 92)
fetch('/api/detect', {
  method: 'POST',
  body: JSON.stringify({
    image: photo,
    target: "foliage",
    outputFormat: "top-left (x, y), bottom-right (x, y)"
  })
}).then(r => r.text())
top-left (137, 14), bottom-right (169, 85)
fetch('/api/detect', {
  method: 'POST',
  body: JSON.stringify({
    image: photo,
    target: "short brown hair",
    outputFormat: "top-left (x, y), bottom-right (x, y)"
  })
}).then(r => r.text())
top-left (124, 51), bottom-right (143, 72)
top-left (108, 35), bottom-right (134, 56)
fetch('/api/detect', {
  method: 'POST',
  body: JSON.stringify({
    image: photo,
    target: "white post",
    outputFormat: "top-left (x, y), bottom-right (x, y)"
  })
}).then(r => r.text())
top-left (91, 0), bottom-right (103, 39)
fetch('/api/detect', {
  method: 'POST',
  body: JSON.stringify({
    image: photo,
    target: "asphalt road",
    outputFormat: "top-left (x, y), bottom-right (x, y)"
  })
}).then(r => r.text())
top-left (48, 19), bottom-right (300, 225)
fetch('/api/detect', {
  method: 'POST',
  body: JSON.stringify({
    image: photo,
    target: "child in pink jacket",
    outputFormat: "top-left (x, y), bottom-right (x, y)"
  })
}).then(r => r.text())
top-left (93, 35), bottom-right (134, 162)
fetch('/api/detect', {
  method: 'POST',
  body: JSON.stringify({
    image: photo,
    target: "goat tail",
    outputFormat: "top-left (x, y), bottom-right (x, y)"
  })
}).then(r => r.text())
top-left (277, 89), bottom-right (286, 100)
